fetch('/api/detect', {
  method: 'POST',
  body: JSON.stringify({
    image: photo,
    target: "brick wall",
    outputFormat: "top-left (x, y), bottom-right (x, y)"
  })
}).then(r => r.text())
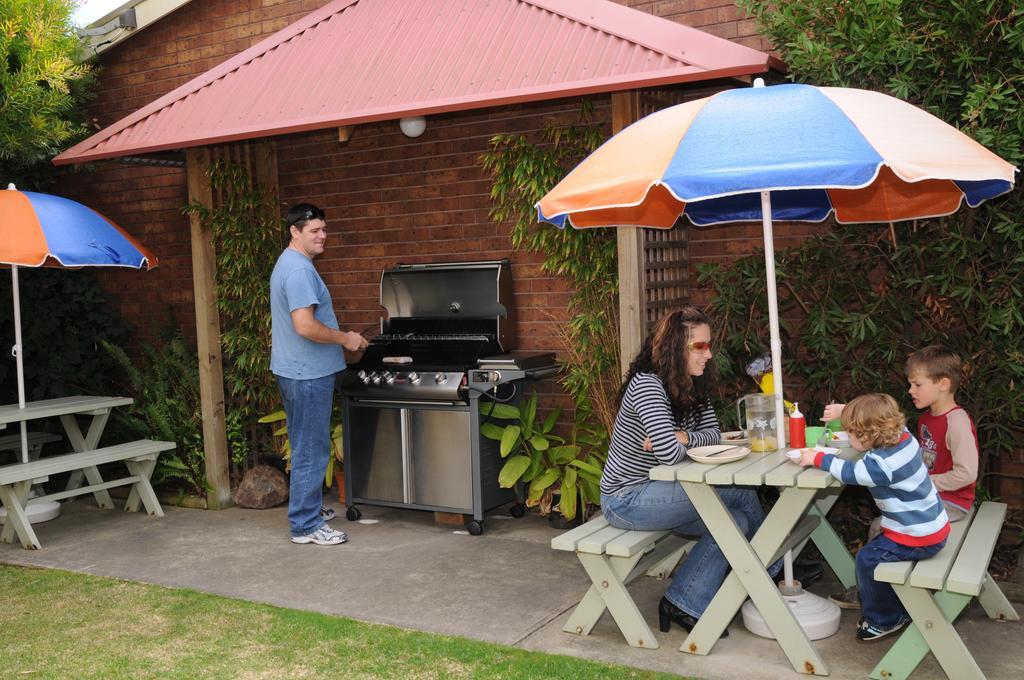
top-left (57, 0), bottom-right (782, 419)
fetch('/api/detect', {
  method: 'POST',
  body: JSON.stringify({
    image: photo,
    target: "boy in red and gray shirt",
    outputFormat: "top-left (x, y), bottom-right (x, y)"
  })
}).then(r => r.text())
top-left (907, 345), bottom-right (978, 522)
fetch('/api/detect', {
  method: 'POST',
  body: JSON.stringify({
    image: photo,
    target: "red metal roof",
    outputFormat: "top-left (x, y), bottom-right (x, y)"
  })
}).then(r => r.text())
top-left (55, 0), bottom-right (776, 165)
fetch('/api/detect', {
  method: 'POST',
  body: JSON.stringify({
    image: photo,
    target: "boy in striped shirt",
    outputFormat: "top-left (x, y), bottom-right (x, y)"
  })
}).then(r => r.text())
top-left (796, 393), bottom-right (949, 641)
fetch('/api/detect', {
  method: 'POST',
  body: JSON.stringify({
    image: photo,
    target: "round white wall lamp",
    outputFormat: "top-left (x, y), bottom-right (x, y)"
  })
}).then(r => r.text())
top-left (399, 116), bottom-right (427, 138)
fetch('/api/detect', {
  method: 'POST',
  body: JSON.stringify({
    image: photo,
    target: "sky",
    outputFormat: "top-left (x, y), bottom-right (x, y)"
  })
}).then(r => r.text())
top-left (72, 0), bottom-right (131, 27)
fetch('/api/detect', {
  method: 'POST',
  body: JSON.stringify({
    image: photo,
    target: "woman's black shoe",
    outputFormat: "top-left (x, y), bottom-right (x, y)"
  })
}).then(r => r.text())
top-left (657, 597), bottom-right (728, 637)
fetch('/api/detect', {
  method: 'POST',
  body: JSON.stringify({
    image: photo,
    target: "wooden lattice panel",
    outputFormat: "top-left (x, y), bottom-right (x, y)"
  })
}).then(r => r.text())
top-left (636, 82), bottom-right (743, 329)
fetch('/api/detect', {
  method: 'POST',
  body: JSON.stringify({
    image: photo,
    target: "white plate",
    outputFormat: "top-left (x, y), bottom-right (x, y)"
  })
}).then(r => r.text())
top-left (786, 446), bottom-right (840, 460)
top-left (721, 431), bottom-right (750, 446)
top-left (826, 431), bottom-right (850, 444)
top-left (688, 444), bottom-right (751, 464)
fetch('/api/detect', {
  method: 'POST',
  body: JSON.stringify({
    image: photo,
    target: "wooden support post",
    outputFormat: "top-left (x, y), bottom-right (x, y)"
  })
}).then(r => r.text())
top-left (185, 147), bottom-right (232, 509)
top-left (611, 90), bottom-right (644, 376)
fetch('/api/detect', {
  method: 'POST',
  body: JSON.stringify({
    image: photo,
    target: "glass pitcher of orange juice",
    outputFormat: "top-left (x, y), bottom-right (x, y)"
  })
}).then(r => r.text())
top-left (737, 393), bottom-right (779, 452)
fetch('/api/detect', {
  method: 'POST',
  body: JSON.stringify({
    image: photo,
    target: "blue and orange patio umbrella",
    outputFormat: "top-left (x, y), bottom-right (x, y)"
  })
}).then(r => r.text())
top-left (0, 184), bottom-right (157, 463)
top-left (537, 80), bottom-right (1016, 448)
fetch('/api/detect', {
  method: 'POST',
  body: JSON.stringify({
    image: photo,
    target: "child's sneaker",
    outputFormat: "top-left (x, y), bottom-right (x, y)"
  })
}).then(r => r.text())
top-left (290, 525), bottom-right (348, 546)
top-left (855, 616), bottom-right (910, 642)
top-left (320, 506), bottom-right (336, 521)
top-left (828, 586), bottom-right (861, 609)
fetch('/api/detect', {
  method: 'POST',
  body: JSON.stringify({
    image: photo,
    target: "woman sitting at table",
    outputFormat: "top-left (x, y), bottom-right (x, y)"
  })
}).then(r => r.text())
top-left (600, 306), bottom-right (778, 634)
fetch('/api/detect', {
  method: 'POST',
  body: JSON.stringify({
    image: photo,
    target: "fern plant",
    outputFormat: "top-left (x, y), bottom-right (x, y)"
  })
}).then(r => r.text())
top-left (102, 335), bottom-right (206, 496)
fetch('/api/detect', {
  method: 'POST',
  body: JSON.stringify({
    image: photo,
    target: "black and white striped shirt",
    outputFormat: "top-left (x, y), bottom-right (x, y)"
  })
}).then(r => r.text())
top-left (600, 372), bottom-right (720, 495)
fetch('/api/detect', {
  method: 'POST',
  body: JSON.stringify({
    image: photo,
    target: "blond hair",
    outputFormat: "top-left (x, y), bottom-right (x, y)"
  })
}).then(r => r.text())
top-left (841, 394), bottom-right (906, 449)
top-left (906, 345), bottom-right (962, 392)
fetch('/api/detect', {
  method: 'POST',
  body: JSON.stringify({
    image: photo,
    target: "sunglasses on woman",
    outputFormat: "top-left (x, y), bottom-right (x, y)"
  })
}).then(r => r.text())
top-left (687, 341), bottom-right (712, 352)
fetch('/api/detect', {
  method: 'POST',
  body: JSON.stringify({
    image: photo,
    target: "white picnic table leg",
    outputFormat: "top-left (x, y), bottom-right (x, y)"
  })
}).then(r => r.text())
top-left (680, 482), bottom-right (829, 676)
top-left (576, 552), bottom-right (661, 648)
top-left (60, 410), bottom-right (110, 492)
top-left (124, 458), bottom-right (163, 517)
top-left (564, 551), bottom-right (645, 638)
top-left (977, 573), bottom-right (1020, 621)
top-left (564, 536), bottom-right (691, 641)
top-left (0, 480), bottom-right (41, 549)
top-left (799, 488), bottom-right (857, 588)
top-left (871, 585), bottom-right (983, 680)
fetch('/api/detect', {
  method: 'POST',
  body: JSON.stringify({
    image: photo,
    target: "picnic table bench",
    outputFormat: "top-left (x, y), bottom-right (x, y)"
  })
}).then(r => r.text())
top-left (0, 439), bottom-right (175, 549)
top-left (551, 515), bottom-right (693, 648)
top-left (871, 501), bottom-right (1019, 680)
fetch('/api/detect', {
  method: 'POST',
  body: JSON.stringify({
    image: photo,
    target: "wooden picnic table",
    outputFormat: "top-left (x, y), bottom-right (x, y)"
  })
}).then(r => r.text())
top-left (0, 396), bottom-right (176, 550)
top-left (651, 444), bottom-right (861, 676)
top-left (0, 394), bottom-right (135, 495)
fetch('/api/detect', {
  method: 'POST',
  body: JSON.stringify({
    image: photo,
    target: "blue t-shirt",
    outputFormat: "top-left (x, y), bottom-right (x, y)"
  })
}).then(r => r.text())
top-left (269, 249), bottom-right (346, 379)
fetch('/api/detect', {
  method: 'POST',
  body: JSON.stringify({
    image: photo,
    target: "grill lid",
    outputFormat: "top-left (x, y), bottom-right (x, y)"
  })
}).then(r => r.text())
top-left (374, 259), bottom-right (516, 355)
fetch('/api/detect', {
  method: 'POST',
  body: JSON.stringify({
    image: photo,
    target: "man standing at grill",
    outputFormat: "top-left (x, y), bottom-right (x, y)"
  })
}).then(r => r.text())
top-left (271, 203), bottom-right (368, 545)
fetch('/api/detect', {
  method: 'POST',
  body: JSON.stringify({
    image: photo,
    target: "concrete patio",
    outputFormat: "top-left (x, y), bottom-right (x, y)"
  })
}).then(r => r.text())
top-left (1, 499), bottom-right (1020, 679)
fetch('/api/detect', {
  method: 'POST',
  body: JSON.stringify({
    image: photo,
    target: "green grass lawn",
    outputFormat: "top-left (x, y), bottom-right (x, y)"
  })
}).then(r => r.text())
top-left (0, 565), bottom-right (683, 679)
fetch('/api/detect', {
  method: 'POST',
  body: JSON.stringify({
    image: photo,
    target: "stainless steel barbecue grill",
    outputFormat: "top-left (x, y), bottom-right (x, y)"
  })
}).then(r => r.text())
top-left (338, 259), bottom-right (558, 535)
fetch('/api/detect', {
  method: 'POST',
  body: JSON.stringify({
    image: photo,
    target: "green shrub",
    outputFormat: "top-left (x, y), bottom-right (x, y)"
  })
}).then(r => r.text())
top-left (0, 269), bottom-right (130, 404)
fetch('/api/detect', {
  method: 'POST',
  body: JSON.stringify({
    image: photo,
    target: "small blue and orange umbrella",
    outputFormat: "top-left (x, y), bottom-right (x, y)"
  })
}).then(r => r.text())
top-left (1, 185), bottom-right (157, 462)
top-left (537, 80), bottom-right (1016, 448)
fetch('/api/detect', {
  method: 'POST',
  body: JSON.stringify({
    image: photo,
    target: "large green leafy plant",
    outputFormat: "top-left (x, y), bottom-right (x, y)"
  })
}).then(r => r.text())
top-left (482, 394), bottom-right (606, 521)
top-left (712, 1), bottom-right (1024, 483)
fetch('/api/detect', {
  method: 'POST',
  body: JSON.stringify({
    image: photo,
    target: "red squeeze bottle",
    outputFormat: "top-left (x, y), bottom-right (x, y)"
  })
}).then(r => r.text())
top-left (789, 402), bottom-right (806, 448)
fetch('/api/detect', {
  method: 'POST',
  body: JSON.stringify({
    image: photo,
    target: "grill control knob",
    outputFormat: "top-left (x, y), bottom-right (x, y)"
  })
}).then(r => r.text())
top-left (434, 373), bottom-right (448, 385)
top-left (384, 372), bottom-right (395, 384)
top-left (371, 372), bottom-right (382, 385)
top-left (357, 370), bottom-right (368, 384)
top-left (408, 372), bottom-right (420, 384)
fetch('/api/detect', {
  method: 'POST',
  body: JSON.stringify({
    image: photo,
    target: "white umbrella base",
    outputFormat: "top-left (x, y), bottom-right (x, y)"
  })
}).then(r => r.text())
top-left (741, 583), bottom-right (841, 640)
top-left (0, 499), bottom-right (62, 525)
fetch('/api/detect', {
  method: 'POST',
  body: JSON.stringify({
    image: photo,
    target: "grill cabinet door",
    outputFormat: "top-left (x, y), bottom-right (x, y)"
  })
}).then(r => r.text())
top-left (347, 405), bottom-right (404, 503)
top-left (408, 409), bottom-right (473, 511)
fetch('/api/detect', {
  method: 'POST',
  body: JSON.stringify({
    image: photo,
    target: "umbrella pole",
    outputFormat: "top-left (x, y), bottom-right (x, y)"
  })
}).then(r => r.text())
top-left (11, 265), bottom-right (29, 464)
top-left (761, 190), bottom-right (798, 589)
top-left (759, 191), bottom-right (787, 450)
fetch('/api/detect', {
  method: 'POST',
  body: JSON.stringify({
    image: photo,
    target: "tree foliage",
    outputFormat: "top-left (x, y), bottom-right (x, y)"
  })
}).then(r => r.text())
top-left (708, 1), bottom-right (1024, 485)
top-left (0, 0), bottom-right (94, 186)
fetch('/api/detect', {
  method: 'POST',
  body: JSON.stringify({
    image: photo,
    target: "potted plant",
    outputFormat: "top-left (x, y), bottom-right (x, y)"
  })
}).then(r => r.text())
top-left (258, 407), bottom-right (345, 502)
top-left (481, 392), bottom-right (606, 525)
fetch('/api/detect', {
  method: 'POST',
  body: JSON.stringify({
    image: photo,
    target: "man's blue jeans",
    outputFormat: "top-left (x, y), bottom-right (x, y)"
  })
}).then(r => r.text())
top-left (857, 534), bottom-right (946, 629)
top-left (602, 481), bottom-right (777, 618)
top-left (277, 373), bottom-right (337, 537)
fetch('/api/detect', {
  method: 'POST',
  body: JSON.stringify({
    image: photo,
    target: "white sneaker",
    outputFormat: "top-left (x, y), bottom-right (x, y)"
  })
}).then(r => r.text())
top-left (291, 525), bottom-right (348, 545)
top-left (320, 506), bottom-right (336, 521)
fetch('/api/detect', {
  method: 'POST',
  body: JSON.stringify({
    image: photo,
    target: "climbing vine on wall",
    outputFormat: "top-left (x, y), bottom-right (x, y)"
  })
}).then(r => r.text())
top-left (481, 103), bottom-right (620, 436)
top-left (185, 160), bottom-right (284, 460)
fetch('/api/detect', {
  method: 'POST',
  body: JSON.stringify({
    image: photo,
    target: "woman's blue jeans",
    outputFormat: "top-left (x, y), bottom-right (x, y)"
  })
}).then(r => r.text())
top-left (602, 481), bottom-right (776, 618)
top-left (277, 373), bottom-right (337, 537)
top-left (857, 534), bottom-right (945, 629)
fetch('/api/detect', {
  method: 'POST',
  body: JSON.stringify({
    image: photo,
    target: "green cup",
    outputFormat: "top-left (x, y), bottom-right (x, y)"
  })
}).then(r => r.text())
top-left (805, 426), bottom-right (826, 445)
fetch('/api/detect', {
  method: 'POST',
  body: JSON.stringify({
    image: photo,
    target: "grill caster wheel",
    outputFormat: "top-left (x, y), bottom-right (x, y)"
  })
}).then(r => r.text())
top-left (509, 503), bottom-right (526, 518)
top-left (468, 520), bottom-right (484, 536)
top-left (346, 506), bottom-right (361, 521)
